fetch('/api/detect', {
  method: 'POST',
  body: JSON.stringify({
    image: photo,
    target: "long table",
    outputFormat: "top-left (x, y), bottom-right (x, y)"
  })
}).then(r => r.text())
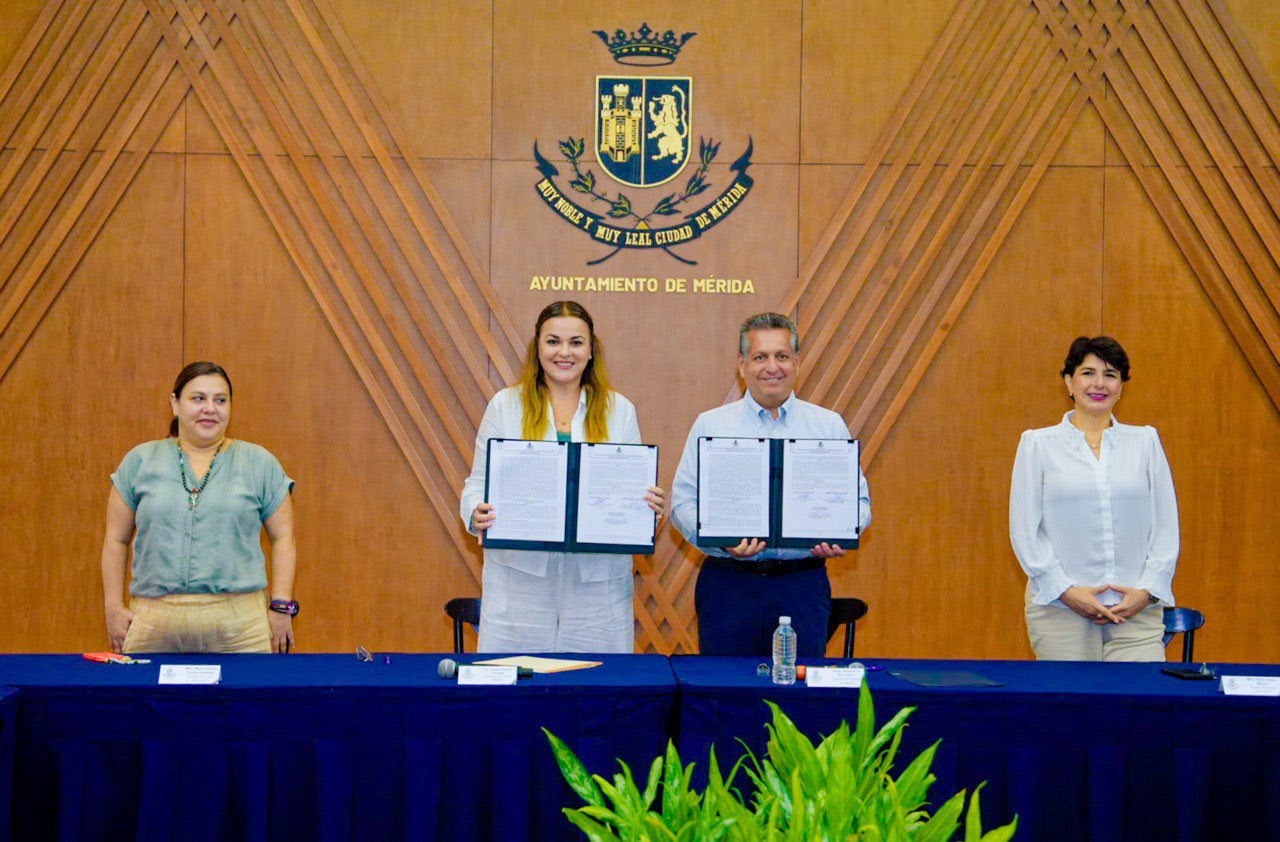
top-left (672, 657), bottom-right (1280, 842)
top-left (3, 655), bottom-right (1279, 842)
top-left (0, 654), bottom-right (676, 842)
top-left (0, 688), bottom-right (14, 842)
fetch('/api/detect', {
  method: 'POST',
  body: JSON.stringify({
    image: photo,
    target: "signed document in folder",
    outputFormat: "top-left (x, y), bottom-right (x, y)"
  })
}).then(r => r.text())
top-left (697, 437), bottom-right (770, 541)
top-left (780, 438), bottom-right (860, 543)
top-left (484, 439), bottom-right (568, 544)
top-left (574, 443), bottom-right (658, 547)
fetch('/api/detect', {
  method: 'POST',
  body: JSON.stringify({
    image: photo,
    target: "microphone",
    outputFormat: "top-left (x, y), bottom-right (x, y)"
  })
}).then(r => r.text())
top-left (437, 658), bottom-right (533, 679)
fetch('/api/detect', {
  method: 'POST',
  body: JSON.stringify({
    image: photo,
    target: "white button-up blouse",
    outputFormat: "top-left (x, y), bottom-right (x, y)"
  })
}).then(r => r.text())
top-left (1010, 411), bottom-right (1179, 607)
top-left (459, 386), bottom-right (642, 582)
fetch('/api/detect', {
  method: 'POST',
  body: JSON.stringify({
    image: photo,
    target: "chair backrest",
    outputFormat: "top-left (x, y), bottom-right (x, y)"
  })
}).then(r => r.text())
top-left (1162, 606), bottom-right (1205, 642)
top-left (826, 597), bottom-right (869, 658)
top-left (1162, 606), bottom-right (1205, 663)
top-left (445, 598), bottom-right (481, 654)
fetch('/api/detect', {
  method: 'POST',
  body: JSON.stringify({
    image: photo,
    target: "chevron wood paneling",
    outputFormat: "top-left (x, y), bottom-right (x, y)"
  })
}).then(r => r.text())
top-left (2, 1), bottom-right (1280, 658)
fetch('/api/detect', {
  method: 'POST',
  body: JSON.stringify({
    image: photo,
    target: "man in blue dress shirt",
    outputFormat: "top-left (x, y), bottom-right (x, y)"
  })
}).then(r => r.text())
top-left (671, 312), bottom-right (873, 656)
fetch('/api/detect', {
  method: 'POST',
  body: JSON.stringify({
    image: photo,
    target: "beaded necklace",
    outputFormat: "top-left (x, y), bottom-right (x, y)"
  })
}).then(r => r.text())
top-left (176, 439), bottom-right (226, 509)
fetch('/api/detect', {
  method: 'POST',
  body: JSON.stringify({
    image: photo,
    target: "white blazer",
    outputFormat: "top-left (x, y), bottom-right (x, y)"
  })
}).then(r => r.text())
top-left (459, 386), bottom-right (643, 582)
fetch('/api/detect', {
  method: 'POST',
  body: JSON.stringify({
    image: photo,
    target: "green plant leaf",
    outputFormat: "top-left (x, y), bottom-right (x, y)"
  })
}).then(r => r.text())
top-left (964, 782), bottom-right (986, 840)
top-left (563, 808), bottom-right (622, 842)
top-left (891, 741), bottom-right (939, 810)
top-left (979, 818), bottom-right (1019, 842)
top-left (962, 784), bottom-right (1020, 842)
top-left (642, 755), bottom-right (663, 810)
top-left (544, 728), bottom-right (605, 808)
top-left (783, 769), bottom-right (806, 840)
top-left (641, 814), bottom-right (681, 841)
top-left (914, 790), bottom-right (965, 842)
top-left (552, 685), bottom-right (1014, 842)
top-left (577, 805), bottom-right (619, 822)
top-left (594, 773), bottom-right (623, 809)
top-left (852, 683), bottom-right (877, 765)
top-left (862, 705), bottom-right (915, 771)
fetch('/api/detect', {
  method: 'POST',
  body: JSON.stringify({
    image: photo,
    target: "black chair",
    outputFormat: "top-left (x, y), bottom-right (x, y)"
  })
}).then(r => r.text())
top-left (445, 597), bottom-right (481, 654)
top-left (1162, 606), bottom-right (1205, 663)
top-left (825, 598), bottom-right (869, 658)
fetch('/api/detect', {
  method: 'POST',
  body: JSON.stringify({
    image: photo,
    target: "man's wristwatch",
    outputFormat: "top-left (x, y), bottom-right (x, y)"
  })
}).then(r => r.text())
top-left (269, 599), bottom-right (300, 617)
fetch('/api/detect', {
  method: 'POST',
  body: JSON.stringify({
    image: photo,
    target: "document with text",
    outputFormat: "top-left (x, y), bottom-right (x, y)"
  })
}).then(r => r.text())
top-left (780, 438), bottom-right (860, 543)
top-left (695, 437), bottom-right (862, 549)
top-left (484, 439), bottom-right (569, 544)
top-left (696, 437), bottom-right (771, 541)
top-left (574, 443), bottom-right (658, 547)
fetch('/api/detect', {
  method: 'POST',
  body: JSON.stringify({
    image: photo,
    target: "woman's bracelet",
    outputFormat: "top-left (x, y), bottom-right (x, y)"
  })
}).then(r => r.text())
top-left (269, 599), bottom-right (300, 617)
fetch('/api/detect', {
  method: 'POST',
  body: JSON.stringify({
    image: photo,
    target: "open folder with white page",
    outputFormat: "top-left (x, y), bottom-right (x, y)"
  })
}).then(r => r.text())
top-left (695, 436), bottom-right (861, 549)
top-left (483, 438), bottom-right (658, 554)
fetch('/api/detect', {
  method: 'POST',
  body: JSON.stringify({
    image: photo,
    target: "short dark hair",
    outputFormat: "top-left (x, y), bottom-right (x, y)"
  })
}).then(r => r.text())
top-left (1061, 336), bottom-right (1130, 381)
top-left (169, 361), bottom-right (233, 436)
top-left (739, 312), bottom-right (800, 356)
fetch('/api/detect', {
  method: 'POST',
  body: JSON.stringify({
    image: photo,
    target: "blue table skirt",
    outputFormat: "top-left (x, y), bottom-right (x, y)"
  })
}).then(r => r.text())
top-left (0, 655), bottom-right (676, 842)
top-left (0, 687), bottom-right (15, 842)
top-left (671, 657), bottom-right (1280, 842)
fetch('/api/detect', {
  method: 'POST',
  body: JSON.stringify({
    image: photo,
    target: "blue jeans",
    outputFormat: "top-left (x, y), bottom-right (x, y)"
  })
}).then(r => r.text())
top-left (694, 562), bottom-right (831, 657)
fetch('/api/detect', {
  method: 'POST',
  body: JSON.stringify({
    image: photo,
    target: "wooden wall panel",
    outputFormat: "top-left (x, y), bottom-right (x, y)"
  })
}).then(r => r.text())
top-left (1, 0), bottom-right (1279, 661)
top-left (832, 166), bottom-right (1104, 658)
top-left (1104, 167), bottom-right (1280, 663)
top-left (0, 152), bottom-right (183, 650)
top-left (184, 154), bottom-right (479, 652)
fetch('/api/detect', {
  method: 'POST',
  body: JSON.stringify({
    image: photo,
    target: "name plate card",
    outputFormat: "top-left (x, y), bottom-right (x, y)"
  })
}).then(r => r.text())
top-left (805, 666), bottom-right (864, 688)
top-left (1220, 676), bottom-right (1280, 696)
top-left (457, 665), bottom-right (518, 686)
top-left (158, 664), bottom-right (222, 685)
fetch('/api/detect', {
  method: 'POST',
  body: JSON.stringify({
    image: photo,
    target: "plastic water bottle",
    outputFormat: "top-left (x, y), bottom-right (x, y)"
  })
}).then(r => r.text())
top-left (771, 616), bottom-right (797, 685)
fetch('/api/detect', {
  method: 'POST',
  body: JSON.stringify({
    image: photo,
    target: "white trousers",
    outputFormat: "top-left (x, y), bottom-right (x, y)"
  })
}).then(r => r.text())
top-left (477, 554), bottom-right (634, 653)
top-left (1024, 583), bottom-right (1166, 662)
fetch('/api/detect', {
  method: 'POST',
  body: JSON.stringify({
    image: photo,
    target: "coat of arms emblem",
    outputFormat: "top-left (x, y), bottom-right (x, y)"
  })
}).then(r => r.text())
top-left (532, 24), bottom-right (753, 266)
top-left (595, 76), bottom-right (692, 188)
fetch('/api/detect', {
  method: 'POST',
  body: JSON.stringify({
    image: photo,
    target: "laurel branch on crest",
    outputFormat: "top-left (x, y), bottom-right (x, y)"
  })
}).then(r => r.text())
top-left (558, 136), bottom-right (719, 225)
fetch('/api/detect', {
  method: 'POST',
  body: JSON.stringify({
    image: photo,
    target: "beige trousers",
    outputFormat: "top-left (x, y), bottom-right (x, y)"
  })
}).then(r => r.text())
top-left (122, 591), bottom-right (272, 654)
top-left (1024, 583), bottom-right (1166, 662)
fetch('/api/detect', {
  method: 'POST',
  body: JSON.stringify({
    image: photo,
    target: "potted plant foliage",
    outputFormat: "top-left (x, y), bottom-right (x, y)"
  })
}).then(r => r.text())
top-left (544, 683), bottom-right (1017, 840)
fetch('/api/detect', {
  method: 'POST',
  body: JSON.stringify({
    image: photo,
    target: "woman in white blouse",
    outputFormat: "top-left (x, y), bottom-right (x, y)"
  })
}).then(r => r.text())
top-left (460, 301), bottom-right (664, 653)
top-left (1010, 336), bottom-right (1179, 661)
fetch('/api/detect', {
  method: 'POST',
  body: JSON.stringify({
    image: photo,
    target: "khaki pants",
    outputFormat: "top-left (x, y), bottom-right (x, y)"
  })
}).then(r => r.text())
top-left (122, 591), bottom-right (271, 654)
top-left (1024, 583), bottom-right (1166, 662)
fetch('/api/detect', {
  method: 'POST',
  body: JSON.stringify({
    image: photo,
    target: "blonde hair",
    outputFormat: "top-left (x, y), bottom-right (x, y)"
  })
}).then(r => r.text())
top-left (519, 301), bottom-right (612, 441)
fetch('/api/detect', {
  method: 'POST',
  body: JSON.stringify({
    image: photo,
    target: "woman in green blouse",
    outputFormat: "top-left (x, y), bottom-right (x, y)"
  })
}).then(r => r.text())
top-left (99, 362), bottom-right (298, 654)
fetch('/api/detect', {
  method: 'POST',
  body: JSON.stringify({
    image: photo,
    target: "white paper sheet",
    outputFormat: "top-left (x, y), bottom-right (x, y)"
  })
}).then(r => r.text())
top-left (697, 437), bottom-right (770, 539)
top-left (484, 439), bottom-right (569, 543)
top-left (575, 443), bottom-right (657, 546)
top-left (780, 439), bottom-right (859, 541)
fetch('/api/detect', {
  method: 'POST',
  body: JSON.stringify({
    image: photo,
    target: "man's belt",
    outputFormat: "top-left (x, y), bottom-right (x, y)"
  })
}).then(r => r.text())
top-left (701, 556), bottom-right (826, 577)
